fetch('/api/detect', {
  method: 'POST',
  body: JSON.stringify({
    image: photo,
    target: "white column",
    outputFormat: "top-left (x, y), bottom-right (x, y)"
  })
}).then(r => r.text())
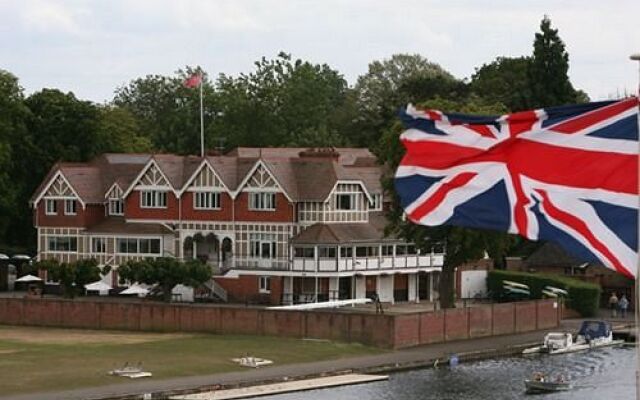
top-left (284, 276), bottom-right (293, 305)
top-left (192, 240), bottom-right (197, 260)
top-left (329, 276), bottom-right (339, 301)
top-left (379, 275), bottom-right (394, 303)
top-left (408, 273), bottom-right (417, 302)
top-left (355, 275), bottom-right (366, 299)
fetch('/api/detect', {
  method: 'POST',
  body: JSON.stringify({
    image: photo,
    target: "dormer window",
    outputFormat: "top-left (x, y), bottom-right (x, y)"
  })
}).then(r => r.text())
top-left (45, 199), bottom-right (57, 215)
top-left (109, 199), bottom-right (124, 215)
top-left (64, 199), bottom-right (77, 215)
top-left (337, 194), bottom-right (355, 210)
top-left (249, 192), bottom-right (276, 211)
top-left (140, 190), bottom-right (167, 209)
top-left (194, 192), bottom-right (221, 210)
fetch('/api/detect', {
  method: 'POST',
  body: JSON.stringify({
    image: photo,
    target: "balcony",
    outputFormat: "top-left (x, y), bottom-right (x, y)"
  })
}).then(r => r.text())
top-left (291, 253), bottom-right (444, 273)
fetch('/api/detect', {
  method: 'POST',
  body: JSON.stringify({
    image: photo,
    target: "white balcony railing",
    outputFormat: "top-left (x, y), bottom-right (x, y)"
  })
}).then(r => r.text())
top-left (291, 253), bottom-right (443, 273)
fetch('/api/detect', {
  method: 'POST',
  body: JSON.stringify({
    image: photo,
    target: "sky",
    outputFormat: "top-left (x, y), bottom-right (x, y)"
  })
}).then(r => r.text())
top-left (1, 0), bottom-right (639, 104)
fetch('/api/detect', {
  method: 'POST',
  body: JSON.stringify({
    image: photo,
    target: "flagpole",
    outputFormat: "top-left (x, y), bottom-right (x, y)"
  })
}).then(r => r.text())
top-left (200, 75), bottom-right (204, 157)
top-left (630, 52), bottom-right (640, 400)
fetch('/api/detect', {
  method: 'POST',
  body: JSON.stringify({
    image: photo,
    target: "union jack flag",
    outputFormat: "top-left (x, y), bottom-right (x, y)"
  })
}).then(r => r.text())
top-left (395, 98), bottom-right (639, 278)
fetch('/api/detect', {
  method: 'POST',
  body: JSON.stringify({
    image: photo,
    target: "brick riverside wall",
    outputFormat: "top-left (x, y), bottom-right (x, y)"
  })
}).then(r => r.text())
top-left (392, 299), bottom-right (560, 349)
top-left (0, 298), bottom-right (559, 349)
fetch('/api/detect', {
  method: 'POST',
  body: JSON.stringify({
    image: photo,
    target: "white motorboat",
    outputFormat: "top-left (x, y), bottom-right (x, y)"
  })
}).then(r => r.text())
top-left (523, 320), bottom-right (624, 355)
top-left (231, 356), bottom-right (274, 368)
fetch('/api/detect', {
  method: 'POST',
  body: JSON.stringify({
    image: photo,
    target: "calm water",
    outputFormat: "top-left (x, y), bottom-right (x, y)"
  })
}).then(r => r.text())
top-left (260, 347), bottom-right (635, 400)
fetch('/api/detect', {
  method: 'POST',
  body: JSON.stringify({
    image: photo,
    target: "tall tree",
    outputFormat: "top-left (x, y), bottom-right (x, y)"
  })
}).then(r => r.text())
top-left (215, 52), bottom-right (353, 149)
top-left (470, 56), bottom-right (533, 111)
top-left (528, 16), bottom-right (581, 107)
top-left (378, 97), bottom-right (514, 308)
top-left (0, 70), bottom-right (29, 248)
top-left (353, 54), bottom-right (463, 147)
top-left (114, 67), bottom-right (217, 155)
top-left (95, 105), bottom-right (153, 153)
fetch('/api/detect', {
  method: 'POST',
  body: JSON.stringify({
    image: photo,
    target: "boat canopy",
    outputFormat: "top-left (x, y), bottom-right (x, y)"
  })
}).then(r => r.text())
top-left (578, 320), bottom-right (611, 339)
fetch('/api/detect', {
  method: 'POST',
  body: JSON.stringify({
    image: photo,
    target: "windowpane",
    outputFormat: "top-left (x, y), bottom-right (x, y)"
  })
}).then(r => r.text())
top-left (340, 247), bottom-right (353, 258)
top-left (46, 199), bottom-right (57, 215)
top-left (355, 247), bottom-right (367, 257)
top-left (337, 194), bottom-right (353, 210)
top-left (64, 200), bottom-right (77, 215)
top-left (249, 192), bottom-right (276, 211)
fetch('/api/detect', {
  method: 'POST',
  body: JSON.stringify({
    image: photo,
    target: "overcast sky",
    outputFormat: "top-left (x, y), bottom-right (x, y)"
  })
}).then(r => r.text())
top-left (1, 0), bottom-right (639, 104)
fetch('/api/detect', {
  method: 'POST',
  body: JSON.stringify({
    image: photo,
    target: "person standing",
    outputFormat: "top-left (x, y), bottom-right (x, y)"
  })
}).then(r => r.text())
top-left (618, 294), bottom-right (629, 319)
top-left (609, 292), bottom-right (618, 318)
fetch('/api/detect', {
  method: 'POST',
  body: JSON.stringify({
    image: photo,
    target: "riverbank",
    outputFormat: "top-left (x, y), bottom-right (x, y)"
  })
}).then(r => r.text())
top-left (0, 324), bottom-right (566, 400)
top-left (2, 317), bottom-right (632, 400)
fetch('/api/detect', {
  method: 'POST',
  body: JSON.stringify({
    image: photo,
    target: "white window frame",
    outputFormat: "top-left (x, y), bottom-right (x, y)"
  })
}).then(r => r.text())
top-left (336, 193), bottom-right (355, 211)
top-left (194, 191), bottom-right (221, 210)
top-left (140, 190), bottom-right (167, 209)
top-left (91, 237), bottom-right (106, 253)
top-left (115, 237), bottom-right (162, 255)
top-left (45, 199), bottom-right (57, 215)
top-left (370, 194), bottom-right (383, 211)
top-left (64, 199), bottom-right (77, 215)
top-left (249, 233), bottom-right (277, 259)
top-left (259, 276), bottom-right (271, 293)
top-left (47, 236), bottom-right (78, 253)
top-left (249, 192), bottom-right (276, 211)
top-left (108, 199), bottom-right (124, 216)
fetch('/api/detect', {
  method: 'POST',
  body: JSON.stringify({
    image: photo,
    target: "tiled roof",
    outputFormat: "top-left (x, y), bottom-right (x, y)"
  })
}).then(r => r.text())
top-left (291, 218), bottom-right (398, 245)
top-left (33, 147), bottom-right (385, 205)
top-left (85, 217), bottom-right (173, 235)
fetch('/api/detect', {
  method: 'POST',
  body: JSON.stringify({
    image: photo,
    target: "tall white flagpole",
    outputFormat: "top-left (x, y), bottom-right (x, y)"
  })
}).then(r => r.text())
top-left (200, 75), bottom-right (205, 157)
top-left (630, 52), bottom-right (640, 400)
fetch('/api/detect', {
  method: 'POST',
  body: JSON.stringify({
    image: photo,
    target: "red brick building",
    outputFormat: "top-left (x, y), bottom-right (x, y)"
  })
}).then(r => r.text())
top-left (31, 148), bottom-right (444, 304)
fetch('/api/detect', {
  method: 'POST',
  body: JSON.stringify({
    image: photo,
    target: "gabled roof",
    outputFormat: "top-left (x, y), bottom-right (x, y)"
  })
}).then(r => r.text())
top-left (32, 147), bottom-right (386, 206)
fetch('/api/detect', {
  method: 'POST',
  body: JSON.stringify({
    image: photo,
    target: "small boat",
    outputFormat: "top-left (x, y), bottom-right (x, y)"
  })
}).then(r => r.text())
top-left (109, 362), bottom-right (153, 378)
top-left (231, 356), bottom-right (274, 368)
top-left (525, 378), bottom-right (572, 394)
top-left (523, 320), bottom-right (624, 355)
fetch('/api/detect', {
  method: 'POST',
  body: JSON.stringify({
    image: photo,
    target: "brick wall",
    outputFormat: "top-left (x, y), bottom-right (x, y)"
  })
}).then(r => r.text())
top-left (234, 192), bottom-right (294, 222)
top-left (214, 276), bottom-right (283, 305)
top-left (392, 299), bottom-right (560, 349)
top-left (125, 191), bottom-right (180, 220)
top-left (0, 298), bottom-right (560, 349)
top-left (36, 201), bottom-right (105, 228)
top-left (181, 192), bottom-right (233, 221)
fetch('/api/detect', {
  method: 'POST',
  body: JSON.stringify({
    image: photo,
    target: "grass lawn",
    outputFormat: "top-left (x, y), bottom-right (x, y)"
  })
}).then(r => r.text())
top-left (0, 325), bottom-right (381, 395)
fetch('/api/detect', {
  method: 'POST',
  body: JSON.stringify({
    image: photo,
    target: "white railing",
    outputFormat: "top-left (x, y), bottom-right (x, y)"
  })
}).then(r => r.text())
top-left (204, 279), bottom-right (228, 302)
top-left (291, 254), bottom-right (443, 272)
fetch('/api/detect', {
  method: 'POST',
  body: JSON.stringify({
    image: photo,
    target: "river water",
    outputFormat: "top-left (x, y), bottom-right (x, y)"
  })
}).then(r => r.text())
top-left (259, 346), bottom-right (635, 400)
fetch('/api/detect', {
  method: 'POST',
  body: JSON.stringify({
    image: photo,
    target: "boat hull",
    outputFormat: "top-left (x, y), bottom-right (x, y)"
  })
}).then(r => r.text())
top-left (525, 379), bottom-right (571, 393)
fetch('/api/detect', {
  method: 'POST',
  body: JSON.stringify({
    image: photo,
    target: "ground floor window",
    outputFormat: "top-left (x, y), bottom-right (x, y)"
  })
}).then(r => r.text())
top-left (259, 276), bottom-right (271, 293)
top-left (116, 238), bottom-right (161, 255)
top-left (91, 237), bottom-right (106, 253)
top-left (47, 236), bottom-right (77, 252)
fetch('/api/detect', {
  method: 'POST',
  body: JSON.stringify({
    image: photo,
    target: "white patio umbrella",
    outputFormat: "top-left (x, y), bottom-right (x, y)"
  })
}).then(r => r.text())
top-left (84, 281), bottom-right (112, 295)
top-left (120, 285), bottom-right (149, 296)
top-left (15, 274), bottom-right (42, 282)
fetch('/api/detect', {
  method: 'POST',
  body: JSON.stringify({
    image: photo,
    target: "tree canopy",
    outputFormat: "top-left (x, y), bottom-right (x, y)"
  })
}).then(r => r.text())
top-left (118, 258), bottom-right (211, 302)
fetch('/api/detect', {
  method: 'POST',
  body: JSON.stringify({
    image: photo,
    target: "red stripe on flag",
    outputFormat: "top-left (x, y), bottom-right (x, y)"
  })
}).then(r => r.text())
top-left (402, 137), bottom-right (638, 195)
top-left (536, 190), bottom-right (633, 279)
top-left (506, 111), bottom-right (538, 137)
top-left (463, 124), bottom-right (496, 138)
top-left (408, 172), bottom-right (477, 222)
top-left (550, 97), bottom-right (638, 134)
top-left (509, 171), bottom-right (529, 236)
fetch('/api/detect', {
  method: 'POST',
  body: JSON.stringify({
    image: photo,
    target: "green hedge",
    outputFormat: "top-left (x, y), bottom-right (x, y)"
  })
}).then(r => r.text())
top-left (487, 270), bottom-right (601, 317)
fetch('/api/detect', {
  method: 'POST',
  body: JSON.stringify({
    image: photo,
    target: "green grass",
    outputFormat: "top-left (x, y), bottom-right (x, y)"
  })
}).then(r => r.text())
top-left (0, 326), bottom-right (381, 395)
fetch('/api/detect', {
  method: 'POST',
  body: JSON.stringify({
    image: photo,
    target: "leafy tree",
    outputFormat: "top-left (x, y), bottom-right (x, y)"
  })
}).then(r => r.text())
top-left (118, 258), bottom-right (211, 302)
top-left (0, 70), bottom-right (29, 247)
top-left (470, 56), bottom-right (533, 111)
top-left (95, 105), bottom-right (153, 153)
top-left (378, 97), bottom-right (514, 308)
top-left (353, 54), bottom-right (462, 146)
top-left (528, 16), bottom-right (582, 107)
top-left (214, 52), bottom-right (353, 149)
top-left (114, 66), bottom-right (217, 155)
top-left (36, 258), bottom-right (108, 298)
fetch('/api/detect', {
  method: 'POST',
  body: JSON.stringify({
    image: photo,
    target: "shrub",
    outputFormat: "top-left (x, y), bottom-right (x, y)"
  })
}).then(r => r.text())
top-left (487, 270), bottom-right (601, 317)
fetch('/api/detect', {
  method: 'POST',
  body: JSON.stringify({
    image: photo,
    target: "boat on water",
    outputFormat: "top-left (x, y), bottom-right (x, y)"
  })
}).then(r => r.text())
top-left (523, 320), bottom-right (624, 355)
top-left (525, 373), bottom-right (571, 394)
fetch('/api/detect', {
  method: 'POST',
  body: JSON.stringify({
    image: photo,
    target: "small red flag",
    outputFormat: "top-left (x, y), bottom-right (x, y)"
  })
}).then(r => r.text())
top-left (183, 73), bottom-right (202, 88)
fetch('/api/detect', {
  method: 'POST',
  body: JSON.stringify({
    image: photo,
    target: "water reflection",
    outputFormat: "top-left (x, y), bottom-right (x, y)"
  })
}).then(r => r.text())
top-left (259, 347), bottom-right (634, 400)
